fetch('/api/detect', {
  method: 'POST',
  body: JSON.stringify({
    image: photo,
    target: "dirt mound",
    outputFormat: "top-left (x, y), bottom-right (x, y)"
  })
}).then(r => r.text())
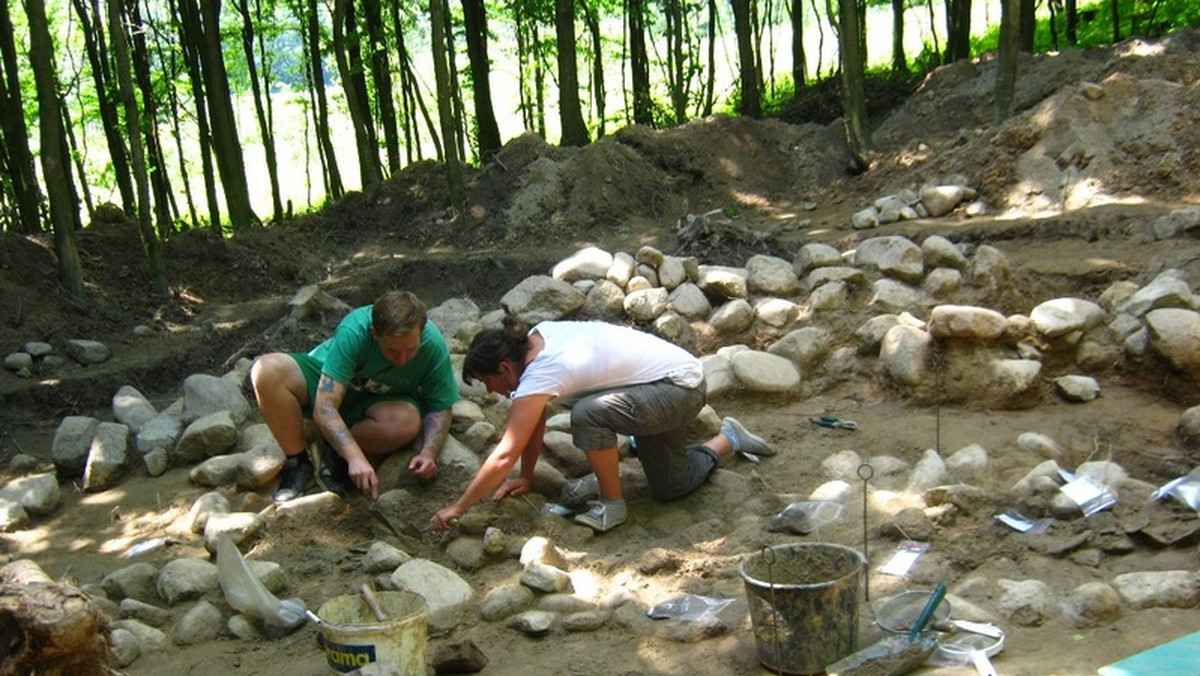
top-left (867, 29), bottom-right (1200, 213)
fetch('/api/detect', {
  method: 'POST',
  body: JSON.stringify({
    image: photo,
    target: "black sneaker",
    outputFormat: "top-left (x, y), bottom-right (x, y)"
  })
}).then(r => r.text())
top-left (311, 440), bottom-right (350, 497)
top-left (273, 454), bottom-right (314, 502)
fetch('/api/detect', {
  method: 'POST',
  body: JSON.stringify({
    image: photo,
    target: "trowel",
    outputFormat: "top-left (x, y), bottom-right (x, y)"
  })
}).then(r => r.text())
top-left (368, 499), bottom-right (423, 542)
top-left (826, 583), bottom-right (947, 676)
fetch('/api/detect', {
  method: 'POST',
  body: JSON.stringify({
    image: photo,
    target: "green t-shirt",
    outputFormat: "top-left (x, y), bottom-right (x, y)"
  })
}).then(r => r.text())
top-left (308, 306), bottom-right (458, 414)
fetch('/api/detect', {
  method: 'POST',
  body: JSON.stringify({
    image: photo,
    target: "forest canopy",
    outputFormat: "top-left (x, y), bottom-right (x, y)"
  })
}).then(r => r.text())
top-left (0, 0), bottom-right (1194, 301)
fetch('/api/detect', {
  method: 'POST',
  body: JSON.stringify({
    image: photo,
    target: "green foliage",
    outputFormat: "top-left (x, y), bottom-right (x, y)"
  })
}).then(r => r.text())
top-left (910, 42), bottom-right (945, 73)
top-left (761, 77), bottom-right (796, 118)
top-left (718, 82), bottom-right (744, 118)
top-left (970, 0), bottom-right (1198, 55)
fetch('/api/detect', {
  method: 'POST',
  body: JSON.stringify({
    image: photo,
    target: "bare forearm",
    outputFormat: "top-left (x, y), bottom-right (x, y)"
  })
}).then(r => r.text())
top-left (518, 407), bottom-right (546, 481)
top-left (519, 436), bottom-right (542, 482)
top-left (453, 449), bottom-right (518, 511)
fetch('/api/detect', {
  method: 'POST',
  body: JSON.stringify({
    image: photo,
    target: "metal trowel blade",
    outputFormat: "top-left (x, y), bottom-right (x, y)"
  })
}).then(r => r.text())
top-left (369, 500), bottom-right (422, 539)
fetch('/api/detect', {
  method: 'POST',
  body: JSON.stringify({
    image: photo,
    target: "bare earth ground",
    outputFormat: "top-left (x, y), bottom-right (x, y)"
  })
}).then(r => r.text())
top-left (2, 32), bottom-right (1200, 676)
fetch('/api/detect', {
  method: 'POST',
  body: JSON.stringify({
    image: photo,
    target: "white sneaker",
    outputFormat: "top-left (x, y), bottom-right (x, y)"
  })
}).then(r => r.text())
top-left (722, 417), bottom-right (775, 456)
top-left (573, 500), bottom-right (627, 532)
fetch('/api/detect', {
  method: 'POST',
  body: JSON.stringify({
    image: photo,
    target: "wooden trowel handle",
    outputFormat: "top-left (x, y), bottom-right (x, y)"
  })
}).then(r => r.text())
top-left (360, 584), bottom-right (388, 622)
top-left (907, 583), bottom-right (947, 641)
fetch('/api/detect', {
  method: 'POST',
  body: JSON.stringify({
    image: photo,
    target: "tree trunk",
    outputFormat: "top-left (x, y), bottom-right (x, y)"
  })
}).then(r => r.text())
top-left (363, 0), bottom-right (401, 175)
top-left (0, 560), bottom-right (113, 676)
top-left (1065, 0), bottom-right (1077, 45)
top-left (27, 0), bottom-right (86, 301)
top-left (430, 0), bottom-right (465, 205)
top-left (303, 0), bottom-right (344, 200)
top-left (837, 0), bottom-right (871, 171)
top-left (732, 0), bottom-right (761, 118)
top-left (400, 50), bottom-right (443, 159)
top-left (333, 0), bottom-right (383, 190)
top-left (111, 0), bottom-right (169, 297)
top-left (0, 0), bottom-right (43, 234)
top-left (1018, 0), bottom-right (1035, 51)
top-left (791, 0), bottom-right (807, 87)
top-left (582, 0), bottom-right (606, 137)
top-left (665, 0), bottom-right (685, 124)
top-left (944, 0), bottom-right (972, 62)
top-left (995, 0), bottom-right (1020, 124)
top-left (390, 1), bottom-right (417, 164)
top-left (704, 0), bottom-right (717, 114)
top-left (556, 0), bottom-right (589, 146)
top-left (1110, 0), bottom-right (1120, 42)
top-left (56, 108), bottom-right (87, 232)
top-left (129, 0), bottom-right (177, 239)
top-left (0, 581), bottom-right (113, 674)
top-left (194, 0), bottom-right (259, 229)
top-left (891, 0), bottom-right (906, 72)
top-left (1047, 0), bottom-right (1059, 51)
top-left (923, 0), bottom-right (940, 67)
top-left (72, 0), bottom-right (136, 219)
top-left (163, 37), bottom-right (200, 230)
top-left (628, 0), bottom-right (653, 126)
top-left (174, 0), bottom-right (222, 232)
top-left (461, 0), bottom-right (502, 159)
top-left (443, 9), bottom-right (468, 163)
top-left (534, 24), bottom-right (546, 136)
top-left (237, 0), bottom-right (283, 222)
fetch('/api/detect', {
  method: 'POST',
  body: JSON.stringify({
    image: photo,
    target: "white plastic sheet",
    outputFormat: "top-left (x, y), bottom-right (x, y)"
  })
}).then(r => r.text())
top-left (215, 534), bottom-right (306, 630)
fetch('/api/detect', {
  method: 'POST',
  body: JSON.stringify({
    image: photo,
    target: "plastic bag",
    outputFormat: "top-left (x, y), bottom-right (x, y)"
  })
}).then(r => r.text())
top-left (1151, 468), bottom-right (1200, 511)
top-left (647, 595), bottom-right (733, 622)
top-left (768, 500), bottom-right (845, 534)
top-left (216, 534), bottom-right (307, 630)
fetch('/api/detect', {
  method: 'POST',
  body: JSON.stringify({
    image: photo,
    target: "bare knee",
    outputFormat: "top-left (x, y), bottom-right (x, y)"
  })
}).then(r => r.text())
top-left (250, 353), bottom-right (305, 404)
top-left (357, 401), bottom-right (421, 454)
top-left (251, 353), bottom-right (289, 387)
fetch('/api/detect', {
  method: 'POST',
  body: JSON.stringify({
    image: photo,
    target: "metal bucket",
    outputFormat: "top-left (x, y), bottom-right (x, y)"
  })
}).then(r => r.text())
top-left (739, 543), bottom-right (866, 675)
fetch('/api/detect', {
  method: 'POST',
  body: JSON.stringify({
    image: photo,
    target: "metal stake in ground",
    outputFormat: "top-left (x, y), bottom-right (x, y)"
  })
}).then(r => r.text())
top-left (857, 462), bottom-right (874, 603)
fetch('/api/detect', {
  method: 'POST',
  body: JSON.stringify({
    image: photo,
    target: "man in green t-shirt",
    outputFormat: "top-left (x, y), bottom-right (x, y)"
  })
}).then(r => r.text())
top-left (250, 291), bottom-right (459, 502)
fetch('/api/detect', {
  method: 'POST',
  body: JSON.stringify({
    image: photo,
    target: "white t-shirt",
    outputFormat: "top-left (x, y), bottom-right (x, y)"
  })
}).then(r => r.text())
top-left (512, 321), bottom-right (703, 404)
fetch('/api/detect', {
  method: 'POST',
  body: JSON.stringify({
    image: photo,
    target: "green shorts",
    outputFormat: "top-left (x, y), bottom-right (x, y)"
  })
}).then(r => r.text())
top-left (289, 353), bottom-right (419, 426)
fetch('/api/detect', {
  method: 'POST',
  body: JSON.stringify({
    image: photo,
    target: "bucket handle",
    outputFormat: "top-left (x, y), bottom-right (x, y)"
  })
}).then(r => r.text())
top-left (760, 545), bottom-right (784, 676)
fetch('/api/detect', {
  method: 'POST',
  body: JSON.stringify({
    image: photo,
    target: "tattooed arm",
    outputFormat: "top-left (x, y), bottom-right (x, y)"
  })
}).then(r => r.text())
top-left (311, 373), bottom-right (378, 498)
top-left (409, 408), bottom-right (452, 480)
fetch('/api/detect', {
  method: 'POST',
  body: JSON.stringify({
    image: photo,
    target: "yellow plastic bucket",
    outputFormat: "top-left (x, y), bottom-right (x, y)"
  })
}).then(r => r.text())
top-left (316, 590), bottom-right (429, 674)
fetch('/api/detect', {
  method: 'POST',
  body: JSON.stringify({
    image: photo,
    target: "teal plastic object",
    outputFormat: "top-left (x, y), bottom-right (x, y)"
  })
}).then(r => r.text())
top-left (1098, 631), bottom-right (1200, 676)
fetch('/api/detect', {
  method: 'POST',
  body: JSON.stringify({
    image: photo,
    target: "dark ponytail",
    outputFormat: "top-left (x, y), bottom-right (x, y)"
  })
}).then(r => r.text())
top-left (462, 316), bottom-right (532, 385)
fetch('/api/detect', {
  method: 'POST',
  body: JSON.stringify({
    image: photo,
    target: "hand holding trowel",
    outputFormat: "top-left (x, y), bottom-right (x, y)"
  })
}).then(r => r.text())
top-left (826, 582), bottom-right (947, 676)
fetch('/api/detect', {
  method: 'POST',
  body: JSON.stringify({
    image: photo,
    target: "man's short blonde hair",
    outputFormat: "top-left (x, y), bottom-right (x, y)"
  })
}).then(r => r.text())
top-left (372, 291), bottom-right (428, 336)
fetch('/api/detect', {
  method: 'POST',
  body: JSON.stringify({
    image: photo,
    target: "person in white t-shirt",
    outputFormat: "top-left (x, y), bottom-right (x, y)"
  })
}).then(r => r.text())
top-left (431, 318), bottom-right (774, 532)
